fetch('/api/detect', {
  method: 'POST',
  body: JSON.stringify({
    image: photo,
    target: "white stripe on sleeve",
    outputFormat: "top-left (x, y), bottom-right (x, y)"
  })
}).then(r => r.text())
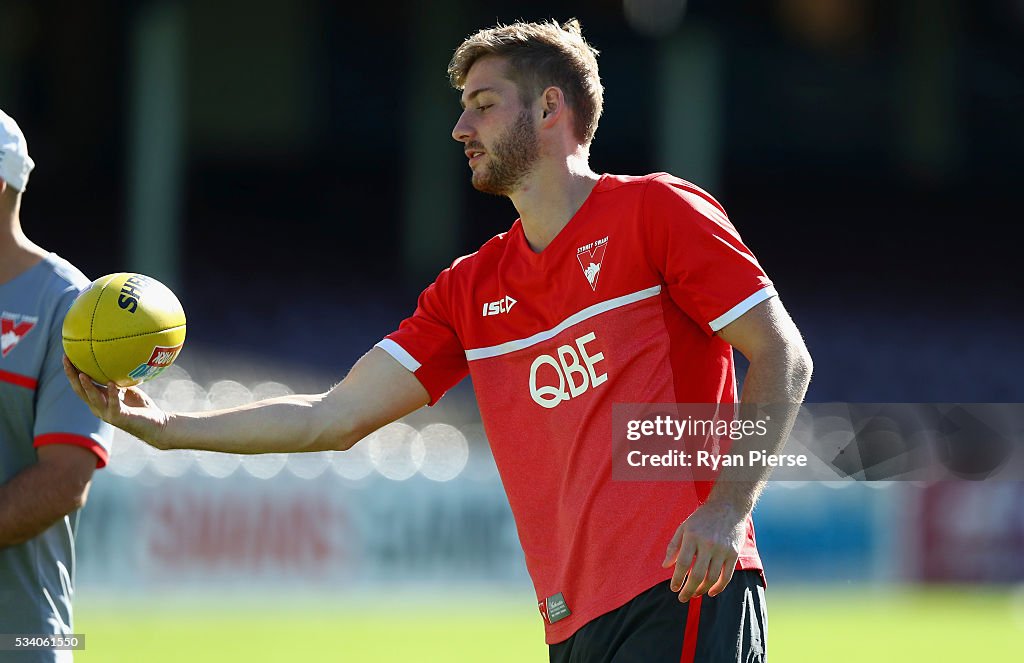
top-left (374, 339), bottom-right (422, 372)
top-left (708, 286), bottom-right (778, 332)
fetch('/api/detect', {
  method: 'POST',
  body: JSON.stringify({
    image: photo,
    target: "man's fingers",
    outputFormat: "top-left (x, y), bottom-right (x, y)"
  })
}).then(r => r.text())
top-left (693, 553), bottom-right (728, 598)
top-left (121, 387), bottom-right (149, 408)
top-left (80, 373), bottom-right (106, 406)
top-left (663, 503), bottom-right (749, 601)
top-left (670, 535), bottom-right (697, 592)
top-left (75, 371), bottom-right (109, 412)
top-left (663, 524), bottom-right (685, 567)
top-left (677, 549), bottom-right (711, 602)
top-left (105, 382), bottom-right (121, 417)
top-left (63, 356), bottom-right (88, 401)
top-left (708, 556), bottom-right (738, 597)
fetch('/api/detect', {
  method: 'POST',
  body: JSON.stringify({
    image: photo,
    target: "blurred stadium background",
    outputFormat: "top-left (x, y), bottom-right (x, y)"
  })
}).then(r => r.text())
top-left (2, 0), bottom-right (1023, 660)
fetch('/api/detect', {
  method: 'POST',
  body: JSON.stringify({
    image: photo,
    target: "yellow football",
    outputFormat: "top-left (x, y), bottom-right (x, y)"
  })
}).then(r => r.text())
top-left (62, 273), bottom-right (186, 387)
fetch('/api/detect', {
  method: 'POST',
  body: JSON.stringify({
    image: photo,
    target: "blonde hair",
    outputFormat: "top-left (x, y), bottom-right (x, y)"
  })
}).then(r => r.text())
top-left (448, 19), bottom-right (604, 146)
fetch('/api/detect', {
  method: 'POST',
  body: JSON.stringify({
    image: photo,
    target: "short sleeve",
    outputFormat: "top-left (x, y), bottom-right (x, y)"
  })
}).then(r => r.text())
top-left (33, 287), bottom-right (113, 468)
top-left (375, 267), bottom-right (468, 405)
top-left (643, 175), bottom-right (776, 334)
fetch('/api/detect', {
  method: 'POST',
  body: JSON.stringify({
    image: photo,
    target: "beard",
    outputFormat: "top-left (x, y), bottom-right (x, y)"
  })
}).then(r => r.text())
top-left (471, 110), bottom-right (540, 196)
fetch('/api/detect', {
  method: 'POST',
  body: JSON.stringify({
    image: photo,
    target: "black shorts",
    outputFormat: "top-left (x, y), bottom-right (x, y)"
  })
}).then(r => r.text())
top-left (549, 570), bottom-right (767, 663)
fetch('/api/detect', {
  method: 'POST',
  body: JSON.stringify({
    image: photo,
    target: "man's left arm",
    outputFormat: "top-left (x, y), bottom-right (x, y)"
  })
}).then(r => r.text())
top-left (0, 444), bottom-right (98, 548)
top-left (662, 296), bottom-right (813, 602)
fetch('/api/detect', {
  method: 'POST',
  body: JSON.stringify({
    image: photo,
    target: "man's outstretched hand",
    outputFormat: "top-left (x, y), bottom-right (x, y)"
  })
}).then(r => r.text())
top-left (662, 500), bottom-right (749, 603)
top-left (63, 356), bottom-right (169, 448)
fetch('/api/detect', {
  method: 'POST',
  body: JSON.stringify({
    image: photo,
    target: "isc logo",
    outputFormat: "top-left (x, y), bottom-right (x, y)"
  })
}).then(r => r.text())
top-left (482, 295), bottom-right (517, 317)
top-left (529, 332), bottom-right (608, 409)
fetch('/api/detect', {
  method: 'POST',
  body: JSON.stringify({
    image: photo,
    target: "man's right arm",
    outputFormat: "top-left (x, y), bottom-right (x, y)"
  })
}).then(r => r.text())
top-left (63, 348), bottom-right (430, 453)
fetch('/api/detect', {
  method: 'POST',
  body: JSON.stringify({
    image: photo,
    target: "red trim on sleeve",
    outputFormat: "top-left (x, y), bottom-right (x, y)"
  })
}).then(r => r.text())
top-left (34, 433), bottom-right (109, 469)
top-left (679, 595), bottom-right (703, 663)
top-left (0, 368), bottom-right (38, 390)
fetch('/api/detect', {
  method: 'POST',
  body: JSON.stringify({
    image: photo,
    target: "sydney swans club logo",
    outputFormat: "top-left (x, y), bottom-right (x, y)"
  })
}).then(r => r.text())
top-left (576, 236), bottom-right (609, 291)
top-left (1, 312), bottom-right (38, 358)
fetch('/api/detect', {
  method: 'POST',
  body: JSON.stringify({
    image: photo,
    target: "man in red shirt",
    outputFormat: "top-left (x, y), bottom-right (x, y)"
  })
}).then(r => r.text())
top-left (67, 18), bottom-right (812, 662)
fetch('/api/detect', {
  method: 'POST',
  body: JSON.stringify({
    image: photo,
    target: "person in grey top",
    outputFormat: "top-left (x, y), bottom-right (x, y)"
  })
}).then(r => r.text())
top-left (0, 109), bottom-right (112, 662)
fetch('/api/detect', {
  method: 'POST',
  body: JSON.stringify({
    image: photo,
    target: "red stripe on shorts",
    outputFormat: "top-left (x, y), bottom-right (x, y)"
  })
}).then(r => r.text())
top-left (679, 595), bottom-right (703, 663)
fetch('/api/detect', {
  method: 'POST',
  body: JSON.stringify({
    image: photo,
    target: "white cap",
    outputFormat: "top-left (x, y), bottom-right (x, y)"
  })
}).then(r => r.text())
top-left (0, 109), bottom-right (35, 192)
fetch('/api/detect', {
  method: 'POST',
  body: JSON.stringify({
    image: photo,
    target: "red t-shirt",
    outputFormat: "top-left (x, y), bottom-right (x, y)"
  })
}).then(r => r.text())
top-left (377, 173), bottom-right (776, 643)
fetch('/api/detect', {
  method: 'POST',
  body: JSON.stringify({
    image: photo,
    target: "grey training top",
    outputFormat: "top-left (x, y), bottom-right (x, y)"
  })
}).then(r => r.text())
top-left (0, 253), bottom-right (112, 661)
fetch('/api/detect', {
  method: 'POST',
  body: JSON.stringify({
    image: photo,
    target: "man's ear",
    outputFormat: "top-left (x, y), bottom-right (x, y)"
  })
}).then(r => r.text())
top-left (540, 87), bottom-right (564, 123)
